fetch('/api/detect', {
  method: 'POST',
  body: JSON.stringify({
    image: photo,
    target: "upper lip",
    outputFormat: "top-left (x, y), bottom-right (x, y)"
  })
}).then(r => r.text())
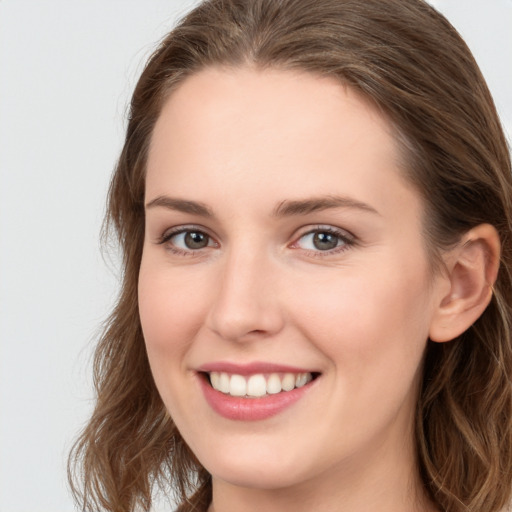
top-left (197, 361), bottom-right (317, 375)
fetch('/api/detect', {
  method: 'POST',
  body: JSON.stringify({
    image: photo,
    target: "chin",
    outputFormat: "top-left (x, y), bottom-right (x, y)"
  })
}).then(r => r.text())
top-left (208, 460), bottom-right (307, 490)
top-left (192, 438), bottom-right (317, 491)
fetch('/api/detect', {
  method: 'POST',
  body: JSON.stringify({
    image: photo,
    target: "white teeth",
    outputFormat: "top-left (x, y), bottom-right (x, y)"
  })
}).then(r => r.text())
top-left (295, 373), bottom-right (311, 388)
top-left (295, 373), bottom-right (308, 387)
top-left (210, 372), bottom-right (220, 389)
top-left (208, 371), bottom-right (314, 397)
top-left (281, 373), bottom-right (295, 391)
top-left (218, 372), bottom-right (230, 393)
top-left (247, 374), bottom-right (267, 397)
top-left (266, 373), bottom-right (282, 394)
top-left (230, 374), bottom-right (247, 396)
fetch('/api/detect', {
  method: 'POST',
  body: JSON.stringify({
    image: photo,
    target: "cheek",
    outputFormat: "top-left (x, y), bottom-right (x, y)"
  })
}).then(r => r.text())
top-left (287, 263), bottom-right (432, 375)
top-left (138, 260), bottom-right (207, 365)
top-left (289, 267), bottom-right (432, 443)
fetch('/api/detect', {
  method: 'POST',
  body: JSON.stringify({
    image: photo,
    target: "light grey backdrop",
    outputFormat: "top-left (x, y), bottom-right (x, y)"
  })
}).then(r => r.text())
top-left (0, 1), bottom-right (511, 511)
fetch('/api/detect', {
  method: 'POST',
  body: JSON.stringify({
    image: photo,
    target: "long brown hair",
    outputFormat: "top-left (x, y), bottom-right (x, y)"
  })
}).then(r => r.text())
top-left (69, 1), bottom-right (512, 511)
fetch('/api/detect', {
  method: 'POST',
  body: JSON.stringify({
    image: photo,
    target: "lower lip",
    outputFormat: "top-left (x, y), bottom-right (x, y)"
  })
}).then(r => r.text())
top-left (198, 374), bottom-right (315, 421)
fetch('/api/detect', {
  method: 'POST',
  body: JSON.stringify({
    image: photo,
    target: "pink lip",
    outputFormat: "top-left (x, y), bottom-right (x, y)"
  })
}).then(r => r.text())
top-left (197, 361), bottom-right (313, 375)
top-left (196, 362), bottom-right (318, 421)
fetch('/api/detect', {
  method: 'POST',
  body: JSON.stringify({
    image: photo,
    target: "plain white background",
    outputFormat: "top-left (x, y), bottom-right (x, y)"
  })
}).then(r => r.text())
top-left (0, 1), bottom-right (511, 511)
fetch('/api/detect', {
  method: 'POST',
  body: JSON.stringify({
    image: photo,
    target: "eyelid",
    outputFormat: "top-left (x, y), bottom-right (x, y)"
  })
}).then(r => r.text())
top-left (158, 224), bottom-right (209, 241)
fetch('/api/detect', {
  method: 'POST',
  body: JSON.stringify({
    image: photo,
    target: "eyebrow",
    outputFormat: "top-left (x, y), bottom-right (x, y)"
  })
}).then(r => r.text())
top-left (145, 196), bottom-right (214, 217)
top-left (145, 194), bottom-right (379, 218)
top-left (272, 195), bottom-right (380, 217)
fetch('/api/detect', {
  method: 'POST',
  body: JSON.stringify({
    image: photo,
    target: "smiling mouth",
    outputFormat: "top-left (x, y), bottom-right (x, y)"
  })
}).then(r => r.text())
top-left (204, 371), bottom-right (318, 398)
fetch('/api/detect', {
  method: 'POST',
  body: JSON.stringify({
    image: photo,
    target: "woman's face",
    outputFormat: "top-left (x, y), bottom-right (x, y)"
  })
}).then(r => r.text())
top-left (139, 68), bottom-right (445, 493)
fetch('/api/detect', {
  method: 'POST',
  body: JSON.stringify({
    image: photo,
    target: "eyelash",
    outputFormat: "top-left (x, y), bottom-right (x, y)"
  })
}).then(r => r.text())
top-left (157, 225), bottom-right (356, 257)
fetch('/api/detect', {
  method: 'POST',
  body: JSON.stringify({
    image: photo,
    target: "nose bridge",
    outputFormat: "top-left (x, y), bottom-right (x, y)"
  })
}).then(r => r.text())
top-left (207, 243), bottom-right (283, 341)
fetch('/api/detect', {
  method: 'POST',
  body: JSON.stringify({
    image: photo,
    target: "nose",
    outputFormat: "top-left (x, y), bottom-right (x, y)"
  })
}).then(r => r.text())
top-left (206, 248), bottom-right (285, 342)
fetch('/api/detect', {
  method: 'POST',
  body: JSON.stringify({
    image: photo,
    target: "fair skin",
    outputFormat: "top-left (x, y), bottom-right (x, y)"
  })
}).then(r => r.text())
top-left (138, 67), bottom-right (499, 512)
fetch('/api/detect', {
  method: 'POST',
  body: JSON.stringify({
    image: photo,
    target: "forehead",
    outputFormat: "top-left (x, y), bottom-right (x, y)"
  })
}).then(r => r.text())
top-left (146, 66), bottom-right (418, 220)
top-left (149, 66), bottom-right (396, 164)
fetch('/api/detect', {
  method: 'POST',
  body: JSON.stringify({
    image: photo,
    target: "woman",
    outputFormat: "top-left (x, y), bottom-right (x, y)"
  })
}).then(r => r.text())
top-left (69, 0), bottom-right (512, 511)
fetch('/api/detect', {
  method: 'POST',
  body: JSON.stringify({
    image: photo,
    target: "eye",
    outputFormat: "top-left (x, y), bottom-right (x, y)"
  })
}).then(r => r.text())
top-left (159, 227), bottom-right (217, 253)
top-left (178, 231), bottom-right (210, 249)
top-left (293, 227), bottom-right (354, 253)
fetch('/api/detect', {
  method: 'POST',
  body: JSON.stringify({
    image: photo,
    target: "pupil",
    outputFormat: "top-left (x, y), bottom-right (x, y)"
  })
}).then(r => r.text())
top-left (185, 231), bottom-right (208, 249)
top-left (313, 232), bottom-right (338, 250)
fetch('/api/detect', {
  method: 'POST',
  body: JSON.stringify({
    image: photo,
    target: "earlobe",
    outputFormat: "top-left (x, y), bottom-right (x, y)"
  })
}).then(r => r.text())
top-left (429, 224), bottom-right (500, 343)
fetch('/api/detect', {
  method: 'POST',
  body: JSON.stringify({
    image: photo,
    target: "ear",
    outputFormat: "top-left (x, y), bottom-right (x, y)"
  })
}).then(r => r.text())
top-left (429, 224), bottom-right (500, 343)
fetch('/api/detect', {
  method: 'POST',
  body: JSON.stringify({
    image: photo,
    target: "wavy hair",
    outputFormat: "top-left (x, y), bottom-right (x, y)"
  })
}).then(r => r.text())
top-left (69, 1), bottom-right (512, 511)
